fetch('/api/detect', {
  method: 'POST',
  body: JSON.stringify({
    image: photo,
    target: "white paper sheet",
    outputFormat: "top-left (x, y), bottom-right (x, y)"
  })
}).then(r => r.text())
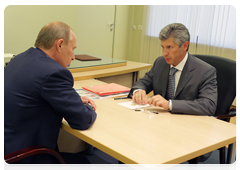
top-left (118, 101), bottom-right (150, 110)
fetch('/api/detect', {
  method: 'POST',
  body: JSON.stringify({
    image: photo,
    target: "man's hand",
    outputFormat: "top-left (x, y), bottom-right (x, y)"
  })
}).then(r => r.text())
top-left (132, 90), bottom-right (148, 105)
top-left (148, 95), bottom-right (169, 110)
top-left (81, 96), bottom-right (97, 111)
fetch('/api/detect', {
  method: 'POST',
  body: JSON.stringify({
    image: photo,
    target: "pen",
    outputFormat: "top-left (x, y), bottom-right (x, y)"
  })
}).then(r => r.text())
top-left (114, 97), bottom-right (129, 100)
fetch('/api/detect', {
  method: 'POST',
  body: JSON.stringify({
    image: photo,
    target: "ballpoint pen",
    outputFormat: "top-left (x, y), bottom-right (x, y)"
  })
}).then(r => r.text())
top-left (114, 97), bottom-right (129, 100)
top-left (134, 108), bottom-right (158, 114)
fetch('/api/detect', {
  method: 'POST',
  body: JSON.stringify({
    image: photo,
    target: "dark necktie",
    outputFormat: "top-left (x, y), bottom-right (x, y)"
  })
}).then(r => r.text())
top-left (167, 67), bottom-right (178, 100)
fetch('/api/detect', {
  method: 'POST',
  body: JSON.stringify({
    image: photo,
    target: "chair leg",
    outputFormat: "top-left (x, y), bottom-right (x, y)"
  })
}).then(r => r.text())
top-left (187, 157), bottom-right (200, 170)
top-left (219, 147), bottom-right (226, 164)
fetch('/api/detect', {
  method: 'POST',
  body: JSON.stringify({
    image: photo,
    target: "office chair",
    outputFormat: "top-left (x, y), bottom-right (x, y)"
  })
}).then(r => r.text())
top-left (4, 145), bottom-right (65, 164)
top-left (188, 54), bottom-right (236, 164)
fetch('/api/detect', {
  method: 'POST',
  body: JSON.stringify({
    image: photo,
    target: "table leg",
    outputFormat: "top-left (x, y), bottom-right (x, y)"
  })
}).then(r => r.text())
top-left (87, 144), bottom-right (94, 155)
top-left (132, 71), bottom-right (139, 85)
top-left (227, 143), bottom-right (236, 164)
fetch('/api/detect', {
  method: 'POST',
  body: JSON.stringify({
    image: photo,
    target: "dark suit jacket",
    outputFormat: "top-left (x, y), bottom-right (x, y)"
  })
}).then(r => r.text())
top-left (129, 53), bottom-right (217, 116)
top-left (4, 47), bottom-right (97, 163)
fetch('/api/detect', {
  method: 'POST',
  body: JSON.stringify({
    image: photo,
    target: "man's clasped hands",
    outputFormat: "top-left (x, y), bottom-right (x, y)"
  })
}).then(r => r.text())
top-left (132, 90), bottom-right (170, 110)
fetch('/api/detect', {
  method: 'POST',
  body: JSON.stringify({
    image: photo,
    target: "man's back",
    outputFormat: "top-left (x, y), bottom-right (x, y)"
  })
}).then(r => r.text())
top-left (4, 47), bottom-right (96, 163)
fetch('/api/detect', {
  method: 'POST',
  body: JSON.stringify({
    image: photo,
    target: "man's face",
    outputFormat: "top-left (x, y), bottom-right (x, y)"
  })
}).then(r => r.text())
top-left (161, 37), bottom-right (188, 66)
top-left (58, 30), bottom-right (77, 68)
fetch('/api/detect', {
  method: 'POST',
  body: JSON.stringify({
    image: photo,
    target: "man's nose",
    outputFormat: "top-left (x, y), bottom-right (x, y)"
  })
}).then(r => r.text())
top-left (162, 48), bottom-right (168, 56)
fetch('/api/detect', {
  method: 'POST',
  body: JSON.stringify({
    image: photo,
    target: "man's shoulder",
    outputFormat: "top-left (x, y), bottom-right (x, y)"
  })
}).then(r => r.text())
top-left (21, 48), bottom-right (70, 77)
top-left (30, 48), bottom-right (68, 73)
top-left (189, 54), bottom-right (215, 69)
top-left (155, 56), bottom-right (165, 61)
top-left (187, 54), bottom-right (216, 76)
top-left (153, 56), bottom-right (167, 65)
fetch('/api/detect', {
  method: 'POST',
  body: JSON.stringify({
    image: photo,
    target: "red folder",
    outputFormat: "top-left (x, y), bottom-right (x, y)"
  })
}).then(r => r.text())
top-left (82, 83), bottom-right (130, 96)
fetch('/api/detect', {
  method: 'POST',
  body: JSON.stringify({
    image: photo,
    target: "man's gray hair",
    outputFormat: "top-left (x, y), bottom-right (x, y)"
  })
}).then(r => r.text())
top-left (159, 23), bottom-right (190, 49)
top-left (34, 21), bottom-right (72, 50)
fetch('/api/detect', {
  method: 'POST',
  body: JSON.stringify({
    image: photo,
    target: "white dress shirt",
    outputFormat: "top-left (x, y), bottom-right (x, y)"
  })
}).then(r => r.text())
top-left (168, 52), bottom-right (188, 110)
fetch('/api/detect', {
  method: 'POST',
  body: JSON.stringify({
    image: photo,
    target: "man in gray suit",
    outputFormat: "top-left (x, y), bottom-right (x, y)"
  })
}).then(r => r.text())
top-left (128, 23), bottom-right (217, 116)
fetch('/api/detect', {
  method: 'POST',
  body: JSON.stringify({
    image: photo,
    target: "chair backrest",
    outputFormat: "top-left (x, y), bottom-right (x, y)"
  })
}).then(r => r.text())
top-left (194, 54), bottom-right (236, 116)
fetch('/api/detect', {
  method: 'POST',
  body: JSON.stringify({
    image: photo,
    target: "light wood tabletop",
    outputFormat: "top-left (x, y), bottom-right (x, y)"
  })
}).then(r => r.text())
top-left (61, 79), bottom-right (236, 164)
top-left (70, 61), bottom-right (152, 81)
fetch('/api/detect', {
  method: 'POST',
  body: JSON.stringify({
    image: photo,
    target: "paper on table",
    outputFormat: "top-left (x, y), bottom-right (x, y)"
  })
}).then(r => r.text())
top-left (118, 101), bottom-right (150, 110)
top-left (76, 89), bottom-right (128, 100)
top-left (82, 83), bottom-right (130, 96)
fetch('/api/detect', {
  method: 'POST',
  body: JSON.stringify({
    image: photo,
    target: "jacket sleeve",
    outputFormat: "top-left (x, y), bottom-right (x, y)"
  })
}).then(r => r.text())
top-left (41, 68), bottom-right (97, 130)
top-left (128, 60), bottom-right (157, 98)
top-left (171, 66), bottom-right (217, 116)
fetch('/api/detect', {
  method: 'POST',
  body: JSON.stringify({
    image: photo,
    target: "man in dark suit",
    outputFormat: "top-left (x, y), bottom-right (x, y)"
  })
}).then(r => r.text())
top-left (129, 23), bottom-right (217, 116)
top-left (4, 21), bottom-right (97, 163)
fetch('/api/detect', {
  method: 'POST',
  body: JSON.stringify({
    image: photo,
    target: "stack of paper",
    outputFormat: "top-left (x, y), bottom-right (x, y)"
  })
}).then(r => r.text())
top-left (82, 83), bottom-right (130, 96)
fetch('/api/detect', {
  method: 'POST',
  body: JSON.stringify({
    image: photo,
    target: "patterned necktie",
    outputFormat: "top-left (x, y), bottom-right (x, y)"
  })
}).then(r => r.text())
top-left (167, 67), bottom-right (178, 100)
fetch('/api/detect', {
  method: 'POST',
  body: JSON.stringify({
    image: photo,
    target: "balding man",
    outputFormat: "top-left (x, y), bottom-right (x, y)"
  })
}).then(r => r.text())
top-left (4, 21), bottom-right (97, 164)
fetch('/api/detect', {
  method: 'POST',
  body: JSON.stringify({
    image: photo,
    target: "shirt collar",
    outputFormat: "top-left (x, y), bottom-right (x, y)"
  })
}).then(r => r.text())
top-left (170, 52), bottom-right (188, 71)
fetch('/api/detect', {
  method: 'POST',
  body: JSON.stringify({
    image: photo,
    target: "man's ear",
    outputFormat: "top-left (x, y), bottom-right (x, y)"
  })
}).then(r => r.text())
top-left (183, 41), bottom-right (189, 51)
top-left (56, 39), bottom-right (64, 52)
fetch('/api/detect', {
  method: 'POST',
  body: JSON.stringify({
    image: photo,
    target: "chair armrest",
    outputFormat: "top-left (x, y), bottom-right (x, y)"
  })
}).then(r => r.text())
top-left (4, 145), bottom-right (65, 164)
top-left (216, 108), bottom-right (236, 122)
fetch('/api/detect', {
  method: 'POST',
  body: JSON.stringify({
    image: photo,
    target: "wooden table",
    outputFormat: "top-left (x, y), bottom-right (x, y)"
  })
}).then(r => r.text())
top-left (61, 79), bottom-right (236, 164)
top-left (69, 61), bottom-right (152, 88)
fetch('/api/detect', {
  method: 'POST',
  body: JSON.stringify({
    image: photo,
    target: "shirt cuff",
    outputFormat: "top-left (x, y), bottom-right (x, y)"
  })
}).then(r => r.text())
top-left (133, 89), bottom-right (143, 95)
top-left (169, 99), bottom-right (172, 111)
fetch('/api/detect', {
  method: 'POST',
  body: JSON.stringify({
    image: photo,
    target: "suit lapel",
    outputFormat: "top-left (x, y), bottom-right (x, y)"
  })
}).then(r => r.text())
top-left (175, 54), bottom-right (195, 97)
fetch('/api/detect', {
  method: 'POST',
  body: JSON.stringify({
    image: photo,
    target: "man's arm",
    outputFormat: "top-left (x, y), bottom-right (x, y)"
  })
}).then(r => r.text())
top-left (41, 69), bottom-right (97, 130)
top-left (128, 58), bottom-right (160, 98)
top-left (171, 66), bottom-right (217, 116)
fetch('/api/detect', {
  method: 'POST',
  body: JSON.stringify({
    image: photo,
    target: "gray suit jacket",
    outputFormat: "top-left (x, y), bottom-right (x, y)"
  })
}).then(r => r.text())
top-left (129, 53), bottom-right (217, 116)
